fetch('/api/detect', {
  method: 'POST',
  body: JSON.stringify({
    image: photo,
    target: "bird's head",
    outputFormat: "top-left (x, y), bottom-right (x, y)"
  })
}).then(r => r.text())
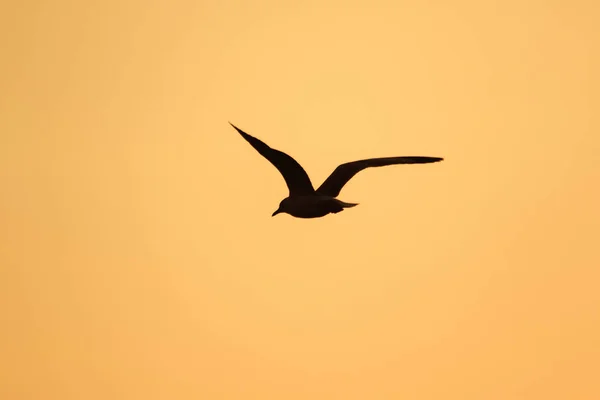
top-left (272, 198), bottom-right (290, 217)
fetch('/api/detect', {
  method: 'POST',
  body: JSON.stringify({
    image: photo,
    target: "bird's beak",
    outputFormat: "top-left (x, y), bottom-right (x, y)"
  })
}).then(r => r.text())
top-left (272, 208), bottom-right (281, 217)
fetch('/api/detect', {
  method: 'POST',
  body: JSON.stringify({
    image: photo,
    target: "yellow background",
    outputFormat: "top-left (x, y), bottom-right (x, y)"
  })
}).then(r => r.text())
top-left (1, 1), bottom-right (599, 399)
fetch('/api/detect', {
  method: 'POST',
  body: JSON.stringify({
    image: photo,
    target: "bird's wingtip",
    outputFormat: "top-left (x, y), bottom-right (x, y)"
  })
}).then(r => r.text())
top-left (228, 121), bottom-right (242, 132)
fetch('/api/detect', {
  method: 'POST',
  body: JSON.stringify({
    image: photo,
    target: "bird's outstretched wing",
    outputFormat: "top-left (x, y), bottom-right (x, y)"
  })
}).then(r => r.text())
top-left (230, 122), bottom-right (315, 195)
top-left (316, 156), bottom-right (443, 197)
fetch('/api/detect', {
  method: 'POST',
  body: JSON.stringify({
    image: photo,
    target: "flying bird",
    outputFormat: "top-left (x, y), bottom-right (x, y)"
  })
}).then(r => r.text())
top-left (230, 122), bottom-right (443, 219)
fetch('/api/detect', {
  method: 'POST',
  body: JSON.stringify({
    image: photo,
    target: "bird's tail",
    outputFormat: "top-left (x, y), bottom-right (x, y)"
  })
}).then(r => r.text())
top-left (338, 200), bottom-right (359, 208)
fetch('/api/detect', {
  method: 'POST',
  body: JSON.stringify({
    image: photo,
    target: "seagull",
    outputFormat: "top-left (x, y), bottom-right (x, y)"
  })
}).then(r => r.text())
top-left (230, 122), bottom-right (443, 219)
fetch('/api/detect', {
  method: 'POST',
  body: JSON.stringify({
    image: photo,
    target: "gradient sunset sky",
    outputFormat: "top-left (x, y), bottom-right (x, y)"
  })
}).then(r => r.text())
top-left (1, 1), bottom-right (599, 399)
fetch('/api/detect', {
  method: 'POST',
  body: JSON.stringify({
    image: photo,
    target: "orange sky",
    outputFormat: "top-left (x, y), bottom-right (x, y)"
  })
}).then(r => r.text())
top-left (1, 1), bottom-right (599, 399)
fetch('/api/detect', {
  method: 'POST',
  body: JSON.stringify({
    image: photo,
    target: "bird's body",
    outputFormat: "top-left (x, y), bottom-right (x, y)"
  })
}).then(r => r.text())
top-left (229, 122), bottom-right (443, 218)
top-left (276, 195), bottom-right (358, 219)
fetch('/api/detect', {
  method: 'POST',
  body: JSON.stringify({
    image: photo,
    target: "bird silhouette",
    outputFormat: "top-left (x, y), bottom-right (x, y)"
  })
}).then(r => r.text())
top-left (230, 122), bottom-right (443, 218)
